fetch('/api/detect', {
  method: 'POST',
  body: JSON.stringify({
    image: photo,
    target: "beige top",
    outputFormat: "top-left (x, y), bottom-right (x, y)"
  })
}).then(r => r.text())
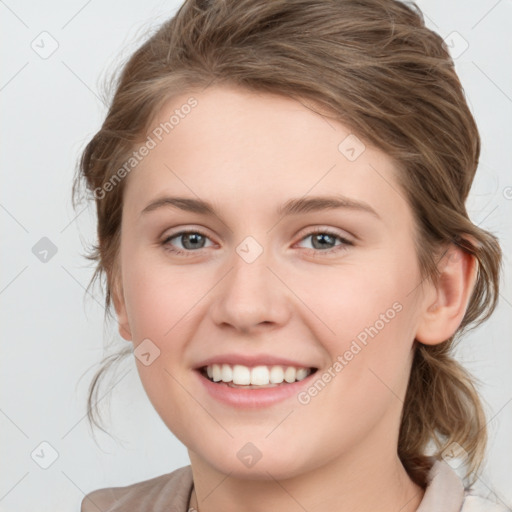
top-left (80, 460), bottom-right (508, 511)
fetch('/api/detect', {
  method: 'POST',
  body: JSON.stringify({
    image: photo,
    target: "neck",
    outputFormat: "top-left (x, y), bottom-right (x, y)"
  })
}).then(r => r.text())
top-left (188, 450), bottom-right (425, 512)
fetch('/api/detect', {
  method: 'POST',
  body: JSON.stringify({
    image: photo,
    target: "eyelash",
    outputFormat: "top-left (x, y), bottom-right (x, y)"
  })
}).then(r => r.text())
top-left (161, 228), bottom-right (353, 257)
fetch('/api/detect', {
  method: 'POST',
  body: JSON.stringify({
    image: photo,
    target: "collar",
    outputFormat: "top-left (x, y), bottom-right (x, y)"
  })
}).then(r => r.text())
top-left (416, 460), bottom-right (465, 512)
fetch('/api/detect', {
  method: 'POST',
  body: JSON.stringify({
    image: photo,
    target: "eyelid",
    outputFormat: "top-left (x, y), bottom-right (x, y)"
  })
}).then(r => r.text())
top-left (161, 225), bottom-right (354, 257)
top-left (295, 225), bottom-right (354, 243)
top-left (161, 228), bottom-right (214, 248)
top-left (161, 225), bottom-right (353, 243)
top-left (293, 226), bottom-right (354, 255)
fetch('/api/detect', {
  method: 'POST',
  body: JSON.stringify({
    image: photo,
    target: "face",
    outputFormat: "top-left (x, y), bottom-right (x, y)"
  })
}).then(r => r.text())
top-left (113, 84), bottom-right (430, 479)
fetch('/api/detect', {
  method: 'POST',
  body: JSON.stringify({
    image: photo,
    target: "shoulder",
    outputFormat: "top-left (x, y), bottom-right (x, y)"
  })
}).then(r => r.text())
top-left (461, 493), bottom-right (510, 512)
top-left (80, 465), bottom-right (194, 512)
top-left (416, 460), bottom-right (510, 512)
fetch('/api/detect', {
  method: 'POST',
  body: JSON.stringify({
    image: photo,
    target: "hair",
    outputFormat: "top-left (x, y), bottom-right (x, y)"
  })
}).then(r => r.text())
top-left (72, 0), bottom-right (502, 489)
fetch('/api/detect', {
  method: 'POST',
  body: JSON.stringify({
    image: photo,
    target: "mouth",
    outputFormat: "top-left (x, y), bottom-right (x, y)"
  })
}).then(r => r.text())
top-left (197, 363), bottom-right (319, 389)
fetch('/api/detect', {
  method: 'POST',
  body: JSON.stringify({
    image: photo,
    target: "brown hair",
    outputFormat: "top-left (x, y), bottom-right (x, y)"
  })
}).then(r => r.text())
top-left (72, 0), bottom-right (502, 488)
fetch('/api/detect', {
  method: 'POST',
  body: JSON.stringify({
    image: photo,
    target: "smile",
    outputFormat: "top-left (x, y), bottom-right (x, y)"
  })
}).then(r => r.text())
top-left (202, 363), bottom-right (316, 386)
top-left (195, 364), bottom-right (319, 408)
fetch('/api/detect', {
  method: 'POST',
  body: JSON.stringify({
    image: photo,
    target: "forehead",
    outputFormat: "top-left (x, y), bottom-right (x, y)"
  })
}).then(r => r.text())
top-left (123, 85), bottom-right (411, 228)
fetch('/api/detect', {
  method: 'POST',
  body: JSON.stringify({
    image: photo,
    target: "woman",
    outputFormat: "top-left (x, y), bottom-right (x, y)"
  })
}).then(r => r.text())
top-left (74, 0), bottom-right (507, 510)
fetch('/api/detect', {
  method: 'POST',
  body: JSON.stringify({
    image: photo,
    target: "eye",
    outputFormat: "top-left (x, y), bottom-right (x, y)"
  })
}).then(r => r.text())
top-left (162, 230), bottom-right (214, 256)
top-left (295, 228), bottom-right (353, 254)
top-left (161, 227), bottom-right (353, 257)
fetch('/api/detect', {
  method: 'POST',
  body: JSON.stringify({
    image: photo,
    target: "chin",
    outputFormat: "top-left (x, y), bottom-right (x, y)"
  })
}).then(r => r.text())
top-left (194, 443), bottom-right (313, 481)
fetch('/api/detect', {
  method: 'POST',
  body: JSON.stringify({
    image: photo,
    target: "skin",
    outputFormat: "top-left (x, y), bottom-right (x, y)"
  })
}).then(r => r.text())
top-left (112, 84), bottom-right (477, 512)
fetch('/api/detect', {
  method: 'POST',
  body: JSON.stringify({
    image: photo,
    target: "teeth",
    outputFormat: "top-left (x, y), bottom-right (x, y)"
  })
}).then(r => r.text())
top-left (203, 363), bottom-right (313, 385)
top-left (212, 364), bottom-right (222, 382)
top-left (221, 364), bottom-right (233, 383)
top-left (284, 366), bottom-right (296, 383)
top-left (295, 368), bottom-right (309, 381)
top-left (232, 364), bottom-right (251, 384)
top-left (269, 366), bottom-right (284, 383)
top-left (250, 366), bottom-right (269, 385)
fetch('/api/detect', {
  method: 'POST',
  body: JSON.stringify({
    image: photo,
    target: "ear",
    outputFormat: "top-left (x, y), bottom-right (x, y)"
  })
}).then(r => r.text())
top-left (111, 273), bottom-right (132, 342)
top-left (415, 243), bottom-right (478, 345)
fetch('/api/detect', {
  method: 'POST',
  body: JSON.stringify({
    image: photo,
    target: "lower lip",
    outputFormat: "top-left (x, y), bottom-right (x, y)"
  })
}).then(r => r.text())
top-left (194, 368), bottom-right (317, 408)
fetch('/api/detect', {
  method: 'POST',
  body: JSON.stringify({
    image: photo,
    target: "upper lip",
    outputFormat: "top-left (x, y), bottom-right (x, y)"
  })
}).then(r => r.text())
top-left (194, 353), bottom-right (318, 370)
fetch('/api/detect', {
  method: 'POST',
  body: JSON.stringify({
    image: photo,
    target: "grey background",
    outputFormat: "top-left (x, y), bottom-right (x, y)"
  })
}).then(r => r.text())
top-left (1, 1), bottom-right (511, 511)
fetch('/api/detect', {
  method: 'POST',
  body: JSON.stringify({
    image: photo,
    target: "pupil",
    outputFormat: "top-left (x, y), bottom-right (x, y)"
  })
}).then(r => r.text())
top-left (313, 233), bottom-right (334, 249)
top-left (183, 233), bottom-right (204, 249)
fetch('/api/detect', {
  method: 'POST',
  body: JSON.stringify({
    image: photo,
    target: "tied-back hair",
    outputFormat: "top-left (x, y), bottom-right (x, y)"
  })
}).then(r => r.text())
top-left (72, 0), bottom-right (502, 488)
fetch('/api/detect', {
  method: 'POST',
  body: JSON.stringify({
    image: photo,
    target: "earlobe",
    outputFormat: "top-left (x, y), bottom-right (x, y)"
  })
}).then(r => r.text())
top-left (415, 243), bottom-right (478, 345)
top-left (111, 277), bottom-right (132, 342)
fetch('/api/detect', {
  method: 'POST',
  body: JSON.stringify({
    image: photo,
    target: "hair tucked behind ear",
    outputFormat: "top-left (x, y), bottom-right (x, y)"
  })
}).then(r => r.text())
top-left (399, 343), bottom-right (489, 487)
top-left (72, 0), bottom-right (502, 488)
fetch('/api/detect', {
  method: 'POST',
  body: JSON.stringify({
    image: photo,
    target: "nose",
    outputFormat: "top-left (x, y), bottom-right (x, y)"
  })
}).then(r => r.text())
top-left (209, 245), bottom-right (292, 334)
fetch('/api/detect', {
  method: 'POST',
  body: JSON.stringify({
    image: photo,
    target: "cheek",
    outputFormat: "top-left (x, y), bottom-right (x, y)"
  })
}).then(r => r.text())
top-left (115, 234), bottom-right (423, 473)
top-left (120, 258), bottom-right (199, 420)
top-left (299, 255), bottom-right (415, 342)
top-left (121, 245), bottom-right (199, 341)
top-left (305, 253), bottom-right (419, 397)
top-left (294, 308), bottom-right (416, 456)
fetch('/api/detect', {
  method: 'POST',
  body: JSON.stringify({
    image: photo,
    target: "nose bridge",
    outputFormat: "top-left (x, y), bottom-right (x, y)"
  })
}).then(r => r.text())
top-left (231, 238), bottom-right (270, 295)
top-left (228, 237), bottom-right (275, 308)
top-left (210, 235), bottom-right (290, 331)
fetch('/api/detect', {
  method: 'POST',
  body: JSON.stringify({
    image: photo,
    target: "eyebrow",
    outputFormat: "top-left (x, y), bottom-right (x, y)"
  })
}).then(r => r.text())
top-left (140, 194), bottom-right (380, 220)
